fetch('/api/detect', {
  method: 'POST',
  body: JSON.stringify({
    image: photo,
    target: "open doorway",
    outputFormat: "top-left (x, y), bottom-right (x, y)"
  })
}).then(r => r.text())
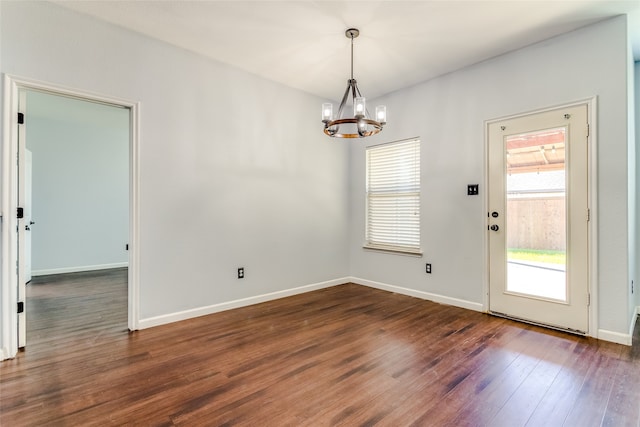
top-left (24, 91), bottom-right (130, 278)
top-left (23, 90), bottom-right (130, 346)
top-left (2, 76), bottom-right (139, 360)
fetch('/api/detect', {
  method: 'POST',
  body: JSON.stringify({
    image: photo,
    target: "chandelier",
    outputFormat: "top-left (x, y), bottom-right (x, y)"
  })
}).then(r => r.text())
top-left (321, 28), bottom-right (386, 138)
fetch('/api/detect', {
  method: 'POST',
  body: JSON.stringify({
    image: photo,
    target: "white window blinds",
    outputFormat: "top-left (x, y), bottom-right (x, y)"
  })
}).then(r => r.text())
top-left (365, 139), bottom-right (421, 254)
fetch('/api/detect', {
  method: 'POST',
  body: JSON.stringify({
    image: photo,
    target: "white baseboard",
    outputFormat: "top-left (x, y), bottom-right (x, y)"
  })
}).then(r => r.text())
top-left (138, 277), bottom-right (349, 329)
top-left (598, 328), bottom-right (632, 346)
top-left (609, 306), bottom-right (640, 346)
top-left (32, 262), bottom-right (128, 277)
top-left (628, 305), bottom-right (640, 340)
top-left (598, 303), bottom-right (638, 345)
top-left (350, 276), bottom-right (484, 312)
top-left (133, 276), bottom-right (637, 346)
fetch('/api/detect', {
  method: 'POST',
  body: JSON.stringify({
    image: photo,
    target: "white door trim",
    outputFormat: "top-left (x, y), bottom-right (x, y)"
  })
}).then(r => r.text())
top-left (1, 74), bottom-right (140, 360)
top-left (482, 97), bottom-right (598, 338)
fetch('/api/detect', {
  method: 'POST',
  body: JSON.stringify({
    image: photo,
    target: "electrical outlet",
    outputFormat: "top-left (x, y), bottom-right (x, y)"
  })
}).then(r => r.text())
top-left (238, 267), bottom-right (244, 279)
top-left (467, 184), bottom-right (479, 195)
top-left (426, 263), bottom-right (432, 274)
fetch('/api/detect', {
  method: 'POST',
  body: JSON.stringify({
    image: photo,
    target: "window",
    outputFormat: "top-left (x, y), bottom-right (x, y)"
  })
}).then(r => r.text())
top-left (365, 138), bottom-right (421, 255)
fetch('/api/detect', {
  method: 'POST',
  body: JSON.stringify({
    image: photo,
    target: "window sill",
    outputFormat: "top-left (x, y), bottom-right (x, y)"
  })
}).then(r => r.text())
top-left (363, 245), bottom-right (423, 257)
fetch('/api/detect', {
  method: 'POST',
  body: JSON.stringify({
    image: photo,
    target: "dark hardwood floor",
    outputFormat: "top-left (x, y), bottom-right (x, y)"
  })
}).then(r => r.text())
top-left (1, 269), bottom-right (639, 426)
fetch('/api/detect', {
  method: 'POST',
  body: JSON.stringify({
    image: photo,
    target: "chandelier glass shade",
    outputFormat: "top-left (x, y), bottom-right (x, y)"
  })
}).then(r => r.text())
top-left (321, 28), bottom-right (386, 138)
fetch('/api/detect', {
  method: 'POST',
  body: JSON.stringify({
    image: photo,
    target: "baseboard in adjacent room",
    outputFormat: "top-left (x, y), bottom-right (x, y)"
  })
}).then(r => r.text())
top-left (32, 262), bottom-right (129, 277)
top-left (138, 277), bottom-right (349, 330)
top-left (350, 276), bottom-right (484, 313)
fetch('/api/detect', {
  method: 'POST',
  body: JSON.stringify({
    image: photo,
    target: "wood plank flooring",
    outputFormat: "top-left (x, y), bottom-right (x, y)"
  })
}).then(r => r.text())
top-left (1, 269), bottom-right (639, 426)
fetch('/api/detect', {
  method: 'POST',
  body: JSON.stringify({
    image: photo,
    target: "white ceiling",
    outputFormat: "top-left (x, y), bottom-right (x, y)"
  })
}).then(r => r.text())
top-left (52, 0), bottom-right (640, 101)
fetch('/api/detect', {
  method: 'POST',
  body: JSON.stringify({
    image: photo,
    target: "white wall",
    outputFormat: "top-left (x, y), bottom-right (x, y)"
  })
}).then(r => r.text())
top-left (0, 2), bottom-right (349, 322)
top-left (350, 16), bottom-right (633, 337)
top-left (25, 91), bottom-right (129, 275)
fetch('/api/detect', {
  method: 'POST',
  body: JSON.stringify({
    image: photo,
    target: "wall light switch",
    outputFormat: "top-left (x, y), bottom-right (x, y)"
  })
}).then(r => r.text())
top-left (468, 184), bottom-right (479, 195)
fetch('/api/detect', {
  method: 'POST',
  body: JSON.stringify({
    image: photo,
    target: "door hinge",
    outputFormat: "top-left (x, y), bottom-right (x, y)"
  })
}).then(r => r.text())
top-left (17, 301), bottom-right (24, 314)
top-left (587, 208), bottom-right (590, 222)
top-left (17, 112), bottom-right (24, 125)
top-left (587, 293), bottom-right (591, 306)
top-left (17, 207), bottom-right (24, 219)
top-left (586, 124), bottom-right (589, 138)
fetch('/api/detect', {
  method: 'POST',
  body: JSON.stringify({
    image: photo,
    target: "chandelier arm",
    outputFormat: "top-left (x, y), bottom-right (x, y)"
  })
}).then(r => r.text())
top-left (326, 83), bottom-right (353, 135)
top-left (351, 81), bottom-right (358, 109)
top-left (336, 83), bottom-right (351, 119)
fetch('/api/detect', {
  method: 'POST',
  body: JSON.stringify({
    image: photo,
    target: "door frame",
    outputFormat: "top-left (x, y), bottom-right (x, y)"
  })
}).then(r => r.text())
top-left (24, 148), bottom-right (33, 285)
top-left (1, 74), bottom-right (140, 360)
top-left (483, 97), bottom-right (598, 338)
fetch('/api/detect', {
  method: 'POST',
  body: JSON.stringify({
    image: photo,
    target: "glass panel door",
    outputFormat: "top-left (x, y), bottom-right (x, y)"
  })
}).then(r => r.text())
top-left (488, 104), bottom-right (589, 333)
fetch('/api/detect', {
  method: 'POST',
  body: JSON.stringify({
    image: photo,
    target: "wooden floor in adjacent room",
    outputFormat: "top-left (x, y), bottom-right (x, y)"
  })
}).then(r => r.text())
top-left (1, 269), bottom-right (639, 426)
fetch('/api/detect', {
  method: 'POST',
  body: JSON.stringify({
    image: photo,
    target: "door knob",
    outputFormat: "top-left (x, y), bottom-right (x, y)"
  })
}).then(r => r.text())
top-left (490, 224), bottom-right (499, 231)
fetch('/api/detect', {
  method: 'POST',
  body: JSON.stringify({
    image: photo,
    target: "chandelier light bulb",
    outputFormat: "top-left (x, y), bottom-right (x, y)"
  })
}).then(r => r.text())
top-left (322, 103), bottom-right (333, 122)
top-left (375, 105), bottom-right (387, 124)
top-left (357, 119), bottom-right (366, 136)
top-left (354, 97), bottom-right (366, 117)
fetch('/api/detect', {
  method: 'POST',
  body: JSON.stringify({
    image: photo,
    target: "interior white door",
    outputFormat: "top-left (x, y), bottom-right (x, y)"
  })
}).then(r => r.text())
top-left (25, 149), bottom-right (33, 284)
top-left (488, 104), bottom-right (589, 333)
top-left (17, 90), bottom-right (27, 348)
